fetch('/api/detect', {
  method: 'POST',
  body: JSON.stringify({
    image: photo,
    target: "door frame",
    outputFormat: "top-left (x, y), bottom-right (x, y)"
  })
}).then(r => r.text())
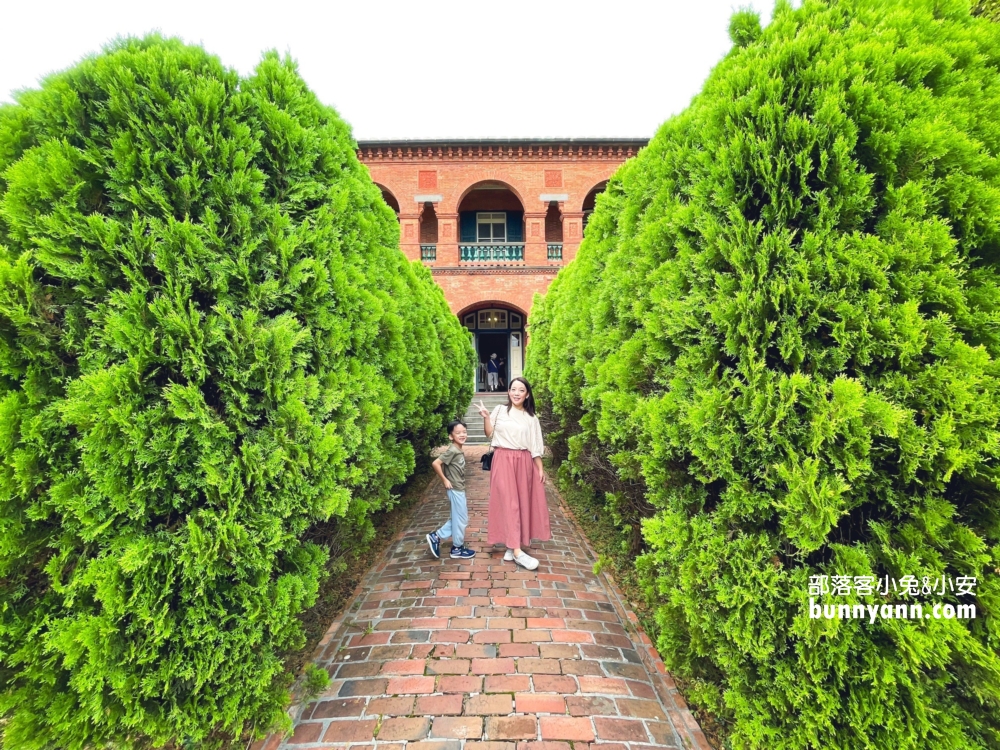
top-left (461, 306), bottom-right (525, 393)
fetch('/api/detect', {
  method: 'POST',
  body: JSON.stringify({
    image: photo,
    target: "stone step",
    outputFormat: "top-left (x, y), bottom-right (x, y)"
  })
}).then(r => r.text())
top-left (460, 395), bottom-right (506, 445)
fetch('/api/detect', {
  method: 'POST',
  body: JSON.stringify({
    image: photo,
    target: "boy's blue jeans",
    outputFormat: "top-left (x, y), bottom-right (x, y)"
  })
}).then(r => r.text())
top-left (435, 489), bottom-right (468, 548)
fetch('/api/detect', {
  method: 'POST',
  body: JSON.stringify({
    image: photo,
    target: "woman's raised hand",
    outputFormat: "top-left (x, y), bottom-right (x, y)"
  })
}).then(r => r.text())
top-left (477, 400), bottom-right (490, 418)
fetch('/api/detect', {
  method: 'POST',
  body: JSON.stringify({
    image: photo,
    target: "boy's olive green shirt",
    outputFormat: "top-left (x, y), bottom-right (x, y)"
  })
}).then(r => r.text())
top-left (438, 444), bottom-right (466, 491)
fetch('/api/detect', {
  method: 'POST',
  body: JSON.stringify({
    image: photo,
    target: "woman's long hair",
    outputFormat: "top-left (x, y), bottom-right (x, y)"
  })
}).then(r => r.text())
top-left (505, 376), bottom-right (536, 417)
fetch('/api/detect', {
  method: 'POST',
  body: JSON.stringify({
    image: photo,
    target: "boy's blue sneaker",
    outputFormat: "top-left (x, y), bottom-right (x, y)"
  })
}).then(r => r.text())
top-left (426, 532), bottom-right (440, 559)
top-left (450, 546), bottom-right (476, 559)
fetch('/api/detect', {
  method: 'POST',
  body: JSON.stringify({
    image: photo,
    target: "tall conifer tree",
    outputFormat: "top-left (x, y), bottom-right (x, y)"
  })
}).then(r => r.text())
top-left (528, 1), bottom-right (1000, 746)
top-left (0, 37), bottom-right (473, 748)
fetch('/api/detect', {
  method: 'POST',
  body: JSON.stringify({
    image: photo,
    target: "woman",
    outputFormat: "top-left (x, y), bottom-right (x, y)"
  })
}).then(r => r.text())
top-left (477, 377), bottom-right (550, 570)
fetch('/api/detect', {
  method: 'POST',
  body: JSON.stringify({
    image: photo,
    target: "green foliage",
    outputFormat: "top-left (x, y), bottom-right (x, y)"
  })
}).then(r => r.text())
top-left (526, 1), bottom-right (1000, 747)
top-left (728, 9), bottom-right (763, 49)
top-left (0, 36), bottom-right (473, 748)
top-left (302, 663), bottom-right (330, 700)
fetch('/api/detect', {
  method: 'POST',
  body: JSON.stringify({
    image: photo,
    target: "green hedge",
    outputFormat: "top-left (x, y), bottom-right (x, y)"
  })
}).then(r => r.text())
top-left (0, 36), bottom-right (473, 748)
top-left (526, 1), bottom-right (1000, 747)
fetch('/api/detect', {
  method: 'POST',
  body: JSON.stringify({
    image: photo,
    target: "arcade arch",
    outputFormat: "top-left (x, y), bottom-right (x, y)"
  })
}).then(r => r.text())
top-left (376, 184), bottom-right (400, 217)
top-left (456, 181), bottom-right (526, 253)
top-left (582, 180), bottom-right (608, 232)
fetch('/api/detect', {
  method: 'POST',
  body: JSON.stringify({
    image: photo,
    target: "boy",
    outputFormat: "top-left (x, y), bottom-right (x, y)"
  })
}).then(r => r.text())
top-left (426, 420), bottom-right (476, 559)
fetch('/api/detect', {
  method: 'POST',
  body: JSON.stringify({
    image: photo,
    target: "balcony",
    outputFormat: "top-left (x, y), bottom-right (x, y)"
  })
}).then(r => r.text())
top-left (547, 243), bottom-right (563, 260)
top-left (459, 244), bottom-right (525, 262)
top-left (421, 244), bottom-right (436, 261)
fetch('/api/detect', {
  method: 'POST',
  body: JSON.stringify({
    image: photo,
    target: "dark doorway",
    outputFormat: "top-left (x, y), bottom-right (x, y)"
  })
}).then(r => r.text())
top-left (478, 333), bottom-right (508, 392)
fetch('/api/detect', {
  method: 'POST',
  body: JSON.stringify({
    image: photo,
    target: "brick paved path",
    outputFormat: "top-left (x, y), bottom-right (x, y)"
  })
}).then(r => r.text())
top-left (260, 446), bottom-right (709, 750)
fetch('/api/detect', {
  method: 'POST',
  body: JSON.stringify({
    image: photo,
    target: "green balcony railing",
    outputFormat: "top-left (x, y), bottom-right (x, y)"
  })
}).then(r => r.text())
top-left (459, 244), bottom-right (525, 262)
top-left (547, 243), bottom-right (563, 260)
top-left (420, 244), bottom-right (436, 261)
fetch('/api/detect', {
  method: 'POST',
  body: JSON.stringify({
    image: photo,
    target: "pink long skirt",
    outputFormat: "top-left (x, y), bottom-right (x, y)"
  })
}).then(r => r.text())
top-left (487, 447), bottom-right (551, 548)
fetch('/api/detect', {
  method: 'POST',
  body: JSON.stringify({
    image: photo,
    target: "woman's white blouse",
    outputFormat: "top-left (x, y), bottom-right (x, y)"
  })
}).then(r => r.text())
top-left (490, 404), bottom-right (545, 458)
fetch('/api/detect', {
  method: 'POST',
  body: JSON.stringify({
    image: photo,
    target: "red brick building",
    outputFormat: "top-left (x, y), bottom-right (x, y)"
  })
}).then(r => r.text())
top-left (358, 138), bottom-right (645, 391)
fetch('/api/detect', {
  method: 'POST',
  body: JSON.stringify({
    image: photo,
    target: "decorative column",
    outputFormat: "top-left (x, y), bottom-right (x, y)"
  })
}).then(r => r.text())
top-left (399, 203), bottom-right (422, 262)
top-left (436, 210), bottom-right (459, 266)
top-left (524, 211), bottom-right (548, 265)
top-left (561, 210), bottom-right (586, 263)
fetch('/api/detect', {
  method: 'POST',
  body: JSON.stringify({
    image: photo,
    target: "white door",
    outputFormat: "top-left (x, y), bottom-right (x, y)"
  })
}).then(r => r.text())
top-left (471, 332), bottom-right (479, 391)
top-left (509, 332), bottom-right (523, 379)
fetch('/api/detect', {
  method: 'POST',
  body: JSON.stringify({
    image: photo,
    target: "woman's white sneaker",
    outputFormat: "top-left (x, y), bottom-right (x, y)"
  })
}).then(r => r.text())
top-left (503, 549), bottom-right (514, 562)
top-left (513, 551), bottom-right (538, 570)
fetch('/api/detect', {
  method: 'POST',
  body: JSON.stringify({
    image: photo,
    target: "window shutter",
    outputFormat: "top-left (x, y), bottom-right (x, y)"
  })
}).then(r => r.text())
top-left (460, 212), bottom-right (477, 242)
top-left (507, 211), bottom-right (523, 242)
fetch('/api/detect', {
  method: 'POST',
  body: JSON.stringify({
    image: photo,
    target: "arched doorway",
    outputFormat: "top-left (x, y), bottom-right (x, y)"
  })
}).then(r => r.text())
top-left (458, 303), bottom-right (526, 393)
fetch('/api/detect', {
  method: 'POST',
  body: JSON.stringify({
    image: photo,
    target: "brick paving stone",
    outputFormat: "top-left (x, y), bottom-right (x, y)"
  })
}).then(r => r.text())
top-left (472, 657), bottom-right (516, 674)
top-left (415, 694), bottom-right (465, 715)
top-left (467, 742), bottom-right (516, 750)
top-left (439, 675), bottom-right (483, 693)
top-left (366, 696), bottom-right (415, 716)
top-left (378, 717), bottom-right (432, 741)
top-left (265, 445), bottom-right (708, 750)
top-left (485, 674), bottom-right (532, 693)
top-left (647, 722), bottom-right (682, 746)
top-left (578, 676), bottom-right (629, 695)
top-left (500, 643), bottom-right (540, 658)
top-left (466, 694), bottom-right (513, 715)
top-left (603, 662), bottom-right (650, 681)
top-left (322, 718), bottom-right (378, 743)
top-left (617, 698), bottom-right (668, 720)
top-left (487, 716), bottom-right (538, 741)
top-left (515, 693), bottom-right (567, 714)
top-left (432, 716), bottom-right (485, 739)
top-left (426, 659), bottom-right (471, 675)
top-left (431, 630), bottom-right (472, 643)
top-left (286, 722), bottom-right (323, 744)
top-left (594, 718), bottom-right (649, 742)
top-left (539, 717), bottom-right (596, 742)
top-left (310, 697), bottom-right (366, 718)
top-left (386, 675), bottom-right (435, 694)
top-left (335, 660), bottom-right (382, 678)
top-left (408, 741), bottom-right (463, 750)
top-left (532, 675), bottom-right (578, 694)
top-left (539, 644), bottom-right (578, 659)
top-left (517, 658), bottom-right (562, 674)
top-left (381, 659), bottom-right (426, 675)
top-left (339, 679), bottom-right (388, 697)
top-left (559, 659), bottom-right (603, 676)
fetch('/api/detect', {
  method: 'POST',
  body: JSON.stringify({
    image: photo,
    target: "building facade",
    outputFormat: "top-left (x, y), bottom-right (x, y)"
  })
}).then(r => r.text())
top-left (357, 138), bottom-right (645, 392)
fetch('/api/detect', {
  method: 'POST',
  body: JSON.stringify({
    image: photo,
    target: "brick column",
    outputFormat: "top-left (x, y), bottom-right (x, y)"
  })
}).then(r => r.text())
top-left (399, 205), bottom-right (422, 262)
top-left (524, 211), bottom-right (547, 265)
top-left (436, 211), bottom-right (459, 266)
top-left (561, 211), bottom-right (585, 262)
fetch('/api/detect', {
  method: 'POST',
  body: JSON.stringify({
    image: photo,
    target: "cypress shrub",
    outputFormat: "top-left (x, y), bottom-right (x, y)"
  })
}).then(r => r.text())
top-left (0, 36), bottom-right (473, 748)
top-left (526, 1), bottom-right (1000, 747)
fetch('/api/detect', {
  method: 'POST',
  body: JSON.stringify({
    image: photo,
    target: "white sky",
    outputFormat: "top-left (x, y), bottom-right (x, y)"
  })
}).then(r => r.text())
top-left (2, 0), bottom-right (777, 141)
